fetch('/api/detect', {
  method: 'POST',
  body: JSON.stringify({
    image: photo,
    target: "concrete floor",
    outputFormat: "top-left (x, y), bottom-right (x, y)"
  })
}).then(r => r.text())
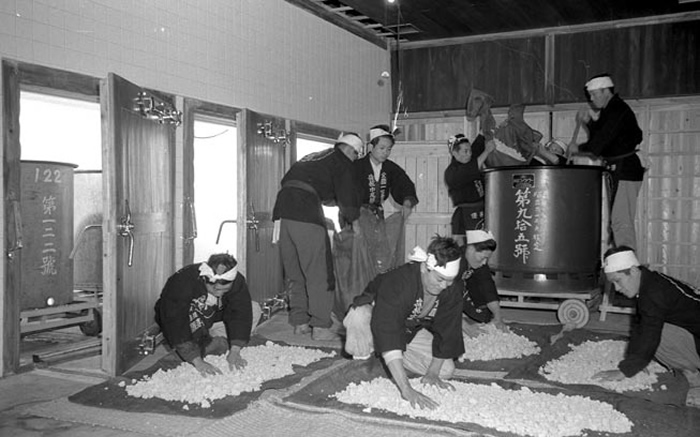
top-left (0, 307), bottom-right (638, 437)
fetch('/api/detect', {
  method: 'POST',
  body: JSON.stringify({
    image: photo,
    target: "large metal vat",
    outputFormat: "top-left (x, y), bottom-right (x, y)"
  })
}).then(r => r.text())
top-left (484, 165), bottom-right (603, 293)
top-left (20, 160), bottom-right (77, 309)
top-left (72, 170), bottom-right (103, 292)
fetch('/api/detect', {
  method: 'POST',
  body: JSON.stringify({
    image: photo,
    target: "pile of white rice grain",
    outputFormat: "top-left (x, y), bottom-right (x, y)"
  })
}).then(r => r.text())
top-left (335, 377), bottom-right (633, 437)
top-left (539, 339), bottom-right (667, 392)
top-left (124, 341), bottom-right (335, 408)
top-left (459, 324), bottom-right (540, 362)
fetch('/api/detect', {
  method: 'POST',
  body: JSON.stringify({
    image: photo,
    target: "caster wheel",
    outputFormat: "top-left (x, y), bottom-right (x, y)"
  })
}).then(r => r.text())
top-left (79, 308), bottom-right (102, 336)
top-left (557, 299), bottom-right (589, 329)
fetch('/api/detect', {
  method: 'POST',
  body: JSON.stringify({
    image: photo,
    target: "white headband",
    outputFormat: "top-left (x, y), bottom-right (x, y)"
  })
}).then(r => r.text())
top-left (585, 76), bottom-right (614, 91)
top-left (466, 230), bottom-right (495, 245)
top-left (199, 262), bottom-right (238, 282)
top-left (408, 246), bottom-right (460, 279)
top-left (369, 127), bottom-right (393, 142)
top-left (337, 133), bottom-right (364, 153)
top-left (603, 250), bottom-right (639, 273)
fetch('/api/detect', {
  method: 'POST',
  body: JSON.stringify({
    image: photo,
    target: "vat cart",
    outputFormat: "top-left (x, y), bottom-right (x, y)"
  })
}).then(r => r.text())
top-left (497, 287), bottom-right (603, 329)
top-left (20, 289), bottom-right (102, 336)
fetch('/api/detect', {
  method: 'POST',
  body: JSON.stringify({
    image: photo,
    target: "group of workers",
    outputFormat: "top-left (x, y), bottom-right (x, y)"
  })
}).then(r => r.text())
top-left (152, 73), bottom-right (700, 409)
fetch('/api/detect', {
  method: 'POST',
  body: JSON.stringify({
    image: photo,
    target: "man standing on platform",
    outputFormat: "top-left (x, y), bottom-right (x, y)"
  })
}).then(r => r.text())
top-left (570, 73), bottom-right (645, 250)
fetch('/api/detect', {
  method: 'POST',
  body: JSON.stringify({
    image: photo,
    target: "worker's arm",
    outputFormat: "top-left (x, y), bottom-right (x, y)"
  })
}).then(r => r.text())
top-left (420, 357), bottom-right (455, 391)
top-left (384, 352), bottom-right (438, 410)
top-left (476, 139), bottom-right (496, 169)
top-left (486, 300), bottom-right (508, 331)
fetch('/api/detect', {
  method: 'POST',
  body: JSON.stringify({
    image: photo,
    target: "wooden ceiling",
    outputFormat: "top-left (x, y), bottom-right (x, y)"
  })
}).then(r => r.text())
top-left (288, 0), bottom-right (700, 46)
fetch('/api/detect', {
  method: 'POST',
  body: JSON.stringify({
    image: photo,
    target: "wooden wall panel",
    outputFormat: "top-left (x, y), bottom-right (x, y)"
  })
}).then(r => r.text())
top-left (553, 22), bottom-right (700, 103)
top-left (394, 37), bottom-right (547, 113)
top-left (643, 105), bottom-right (700, 284)
top-left (393, 20), bottom-right (699, 112)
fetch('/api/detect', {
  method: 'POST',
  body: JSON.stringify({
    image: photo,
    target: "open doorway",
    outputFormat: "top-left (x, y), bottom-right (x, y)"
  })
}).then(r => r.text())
top-left (17, 91), bottom-right (104, 370)
top-left (193, 117), bottom-right (238, 262)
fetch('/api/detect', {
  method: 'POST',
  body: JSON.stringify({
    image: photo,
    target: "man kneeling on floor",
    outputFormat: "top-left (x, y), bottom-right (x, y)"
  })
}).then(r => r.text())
top-left (344, 236), bottom-right (464, 410)
top-left (594, 246), bottom-right (700, 407)
top-left (155, 253), bottom-right (262, 376)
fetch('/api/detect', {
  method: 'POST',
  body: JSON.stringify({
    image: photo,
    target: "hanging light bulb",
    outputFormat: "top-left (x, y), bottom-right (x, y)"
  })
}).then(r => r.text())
top-left (387, 0), bottom-right (396, 3)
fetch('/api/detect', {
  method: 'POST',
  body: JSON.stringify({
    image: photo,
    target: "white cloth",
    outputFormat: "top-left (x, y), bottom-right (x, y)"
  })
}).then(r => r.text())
top-left (343, 305), bottom-right (374, 360)
top-left (585, 76), bottom-right (614, 91)
top-left (603, 250), bottom-right (639, 273)
top-left (369, 127), bottom-right (393, 142)
top-left (407, 246), bottom-right (460, 278)
top-left (198, 262), bottom-right (238, 282)
top-left (337, 133), bottom-right (364, 153)
top-left (465, 230), bottom-right (495, 245)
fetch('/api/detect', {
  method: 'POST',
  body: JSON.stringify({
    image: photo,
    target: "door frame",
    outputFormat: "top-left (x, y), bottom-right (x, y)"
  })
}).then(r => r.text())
top-left (179, 99), bottom-right (241, 268)
top-left (1, 59), bottom-right (99, 376)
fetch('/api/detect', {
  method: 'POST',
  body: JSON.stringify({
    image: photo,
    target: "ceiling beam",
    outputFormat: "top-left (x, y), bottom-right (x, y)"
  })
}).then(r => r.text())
top-left (284, 0), bottom-right (387, 49)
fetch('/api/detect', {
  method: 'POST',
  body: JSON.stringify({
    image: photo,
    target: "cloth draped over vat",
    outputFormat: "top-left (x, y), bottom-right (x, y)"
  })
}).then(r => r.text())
top-left (332, 211), bottom-right (405, 320)
top-left (465, 89), bottom-right (543, 167)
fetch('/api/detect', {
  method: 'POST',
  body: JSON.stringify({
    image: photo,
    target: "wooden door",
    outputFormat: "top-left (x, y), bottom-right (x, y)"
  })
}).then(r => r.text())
top-left (101, 73), bottom-right (175, 376)
top-left (2, 61), bottom-right (22, 376)
top-left (237, 109), bottom-right (287, 303)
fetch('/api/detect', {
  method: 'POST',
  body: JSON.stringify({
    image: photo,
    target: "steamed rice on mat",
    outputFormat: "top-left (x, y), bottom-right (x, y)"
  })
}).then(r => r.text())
top-left (540, 339), bottom-right (667, 392)
top-left (335, 377), bottom-right (633, 437)
top-left (124, 342), bottom-right (335, 408)
top-left (459, 324), bottom-right (540, 362)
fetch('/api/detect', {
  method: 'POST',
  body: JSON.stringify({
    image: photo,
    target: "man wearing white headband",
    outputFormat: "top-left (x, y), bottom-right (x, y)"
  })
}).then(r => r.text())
top-left (569, 73), bottom-right (644, 250)
top-left (595, 246), bottom-right (700, 408)
top-left (155, 253), bottom-right (261, 376)
top-left (459, 230), bottom-right (508, 337)
top-left (343, 236), bottom-right (464, 410)
top-left (337, 124), bottom-right (418, 321)
top-left (356, 123), bottom-right (418, 220)
top-left (272, 132), bottom-right (363, 341)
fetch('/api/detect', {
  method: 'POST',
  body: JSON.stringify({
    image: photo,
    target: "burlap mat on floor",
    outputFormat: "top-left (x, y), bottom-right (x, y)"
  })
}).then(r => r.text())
top-left (68, 336), bottom-right (340, 418)
top-left (281, 356), bottom-right (700, 437)
top-left (504, 328), bottom-right (689, 406)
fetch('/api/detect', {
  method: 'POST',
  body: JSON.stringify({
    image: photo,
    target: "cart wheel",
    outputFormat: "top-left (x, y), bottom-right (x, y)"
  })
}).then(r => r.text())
top-left (557, 299), bottom-right (589, 329)
top-left (79, 308), bottom-right (102, 336)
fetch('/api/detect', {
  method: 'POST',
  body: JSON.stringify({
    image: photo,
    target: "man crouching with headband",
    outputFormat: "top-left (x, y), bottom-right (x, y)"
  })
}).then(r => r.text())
top-left (155, 253), bottom-right (262, 376)
top-left (594, 246), bottom-right (700, 408)
top-left (344, 236), bottom-right (464, 410)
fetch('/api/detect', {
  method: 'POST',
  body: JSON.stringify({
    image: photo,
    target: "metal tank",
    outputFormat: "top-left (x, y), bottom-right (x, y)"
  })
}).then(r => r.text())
top-left (484, 165), bottom-right (604, 293)
top-left (20, 160), bottom-right (77, 310)
top-left (72, 170), bottom-right (103, 292)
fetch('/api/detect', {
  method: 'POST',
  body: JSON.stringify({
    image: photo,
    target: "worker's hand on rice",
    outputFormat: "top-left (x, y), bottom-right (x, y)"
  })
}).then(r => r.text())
top-left (227, 346), bottom-right (247, 371)
top-left (491, 319), bottom-right (510, 333)
top-left (592, 369), bottom-right (625, 382)
top-left (343, 305), bottom-right (374, 359)
top-left (421, 373), bottom-right (455, 392)
top-left (401, 385), bottom-right (439, 410)
top-left (461, 319), bottom-right (484, 338)
top-left (192, 357), bottom-right (222, 377)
